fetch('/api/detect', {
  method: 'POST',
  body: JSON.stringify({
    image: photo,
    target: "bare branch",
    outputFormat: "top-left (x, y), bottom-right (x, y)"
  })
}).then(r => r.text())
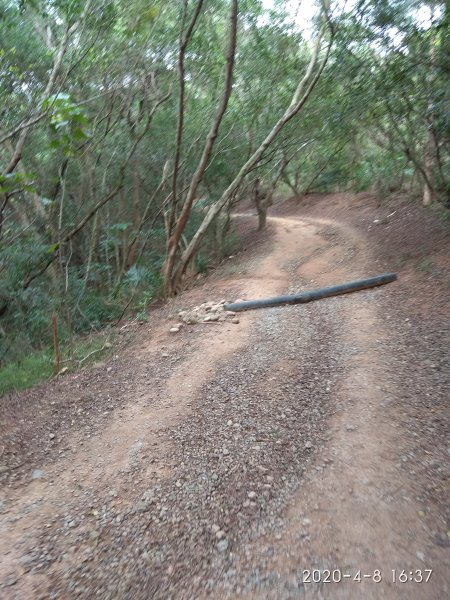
top-left (164, 0), bottom-right (238, 292)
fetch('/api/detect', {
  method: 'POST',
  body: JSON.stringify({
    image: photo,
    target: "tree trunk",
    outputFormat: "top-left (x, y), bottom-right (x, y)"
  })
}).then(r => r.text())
top-left (253, 178), bottom-right (268, 231)
top-left (167, 23), bottom-right (333, 292)
top-left (162, 0), bottom-right (238, 295)
top-left (422, 132), bottom-right (434, 207)
top-left (167, 0), bottom-right (206, 239)
top-left (125, 159), bottom-right (141, 269)
top-left (422, 12), bottom-right (437, 208)
top-left (282, 170), bottom-right (301, 197)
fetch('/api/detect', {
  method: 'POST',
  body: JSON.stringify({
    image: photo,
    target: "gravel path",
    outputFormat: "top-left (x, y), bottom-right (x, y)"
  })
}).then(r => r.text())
top-left (0, 194), bottom-right (448, 599)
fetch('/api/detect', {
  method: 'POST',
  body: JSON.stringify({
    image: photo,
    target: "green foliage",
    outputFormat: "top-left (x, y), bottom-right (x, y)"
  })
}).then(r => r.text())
top-left (221, 227), bottom-right (241, 257)
top-left (0, 328), bottom-right (115, 396)
top-left (194, 253), bottom-right (209, 274)
top-left (0, 349), bottom-right (53, 396)
top-left (43, 93), bottom-right (91, 153)
top-left (0, 172), bottom-right (36, 194)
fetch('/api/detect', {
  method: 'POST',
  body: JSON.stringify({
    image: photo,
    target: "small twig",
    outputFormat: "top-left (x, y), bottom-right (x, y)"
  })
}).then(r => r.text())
top-left (115, 294), bottom-right (135, 326)
top-left (78, 343), bottom-right (111, 367)
top-left (54, 342), bottom-right (111, 372)
top-left (9, 462), bottom-right (25, 471)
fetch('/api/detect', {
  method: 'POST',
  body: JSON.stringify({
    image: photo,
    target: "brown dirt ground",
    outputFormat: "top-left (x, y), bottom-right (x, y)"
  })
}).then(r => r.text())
top-left (0, 192), bottom-right (449, 599)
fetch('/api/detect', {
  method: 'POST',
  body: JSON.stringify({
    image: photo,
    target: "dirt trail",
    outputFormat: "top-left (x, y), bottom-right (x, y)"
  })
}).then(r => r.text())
top-left (0, 199), bottom-right (448, 599)
top-left (241, 217), bottom-right (448, 599)
top-left (0, 213), bottom-right (316, 596)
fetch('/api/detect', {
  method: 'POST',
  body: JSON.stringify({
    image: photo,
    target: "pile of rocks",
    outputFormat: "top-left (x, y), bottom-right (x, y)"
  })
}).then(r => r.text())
top-left (169, 300), bottom-right (240, 332)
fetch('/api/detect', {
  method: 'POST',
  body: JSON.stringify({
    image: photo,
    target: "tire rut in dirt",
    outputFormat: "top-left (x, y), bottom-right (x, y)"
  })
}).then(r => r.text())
top-left (41, 301), bottom-right (346, 599)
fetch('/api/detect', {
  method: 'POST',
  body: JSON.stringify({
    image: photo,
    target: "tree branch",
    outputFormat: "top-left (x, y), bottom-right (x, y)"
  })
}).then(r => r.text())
top-left (163, 0), bottom-right (238, 292)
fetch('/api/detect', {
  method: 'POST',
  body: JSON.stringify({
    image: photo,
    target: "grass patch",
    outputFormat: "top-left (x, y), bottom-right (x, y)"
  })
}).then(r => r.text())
top-left (224, 264), bottom-right (246, 276)
top-left (0, 350), bottom-right (53, 396)
top-left (0, 329), bottom-right (115, 397)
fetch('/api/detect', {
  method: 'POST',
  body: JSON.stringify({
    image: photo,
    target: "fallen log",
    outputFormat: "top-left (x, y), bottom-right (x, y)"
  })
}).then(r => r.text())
top-left (225, 272), bottom-right (397, 312)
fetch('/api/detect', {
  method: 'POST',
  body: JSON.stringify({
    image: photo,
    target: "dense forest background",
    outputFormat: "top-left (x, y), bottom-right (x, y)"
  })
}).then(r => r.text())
top-left (0, 0), bottom-right (448, 384)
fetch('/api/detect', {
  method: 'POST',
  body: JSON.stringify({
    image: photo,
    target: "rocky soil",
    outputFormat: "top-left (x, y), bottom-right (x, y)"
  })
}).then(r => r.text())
top-left (171, 300), bottom-right (240, 330)
top-left (0, 192), bottom-right (448, 599)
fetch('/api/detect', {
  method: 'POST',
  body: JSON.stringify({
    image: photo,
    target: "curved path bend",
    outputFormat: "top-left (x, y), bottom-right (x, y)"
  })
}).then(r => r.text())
top-left (0, 209), bottom-right (448, 599)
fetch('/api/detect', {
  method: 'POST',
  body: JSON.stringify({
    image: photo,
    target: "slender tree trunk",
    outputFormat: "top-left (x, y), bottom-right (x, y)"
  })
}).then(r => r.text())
top-left (266, 153), bottom-right (289, 205)
top-left (253, 156), bottom-right (287, 230)
top-left (219, 211), bottom-right (232, 254)
top-left (167, 0), bottom-right (205, 239)
top-left (421, 86), bottom-right (434, 207)
top-left (119, 187), bottom-right (129, 273)
top-left (126, 159), bottom-right (141, 269)
top-left (252, 178), bottom-right (268, 231)
top-left (422, 5), bottom-right (438, 207)
top-left (283, 170), bottom-right (301, 197)
top-left (169, 20), bottom-right (333, 291)
top-left (162, 0), bottom-right (238, 295)
top-left (422, 132), bottom-right (434, 207)
top-left (257, 207), bottom-right (267, 231)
